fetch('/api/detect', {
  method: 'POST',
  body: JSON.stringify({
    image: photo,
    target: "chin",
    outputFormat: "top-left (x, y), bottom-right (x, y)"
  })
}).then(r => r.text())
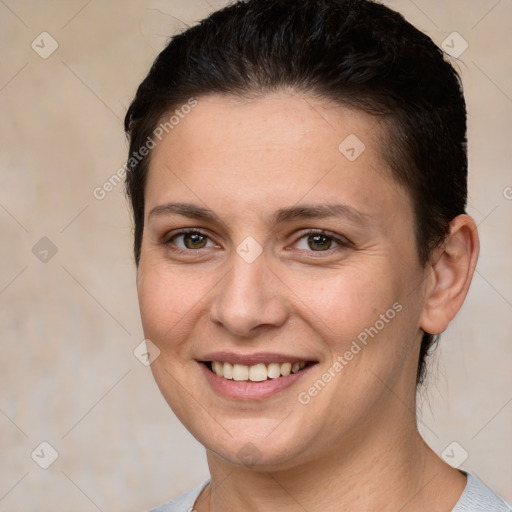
top-left (192, 417), bottom-right (318, 471)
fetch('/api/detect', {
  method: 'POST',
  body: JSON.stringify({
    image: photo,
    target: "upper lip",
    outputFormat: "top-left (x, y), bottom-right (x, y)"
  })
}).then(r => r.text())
top-left (197, 352), bottom-right (318, 366)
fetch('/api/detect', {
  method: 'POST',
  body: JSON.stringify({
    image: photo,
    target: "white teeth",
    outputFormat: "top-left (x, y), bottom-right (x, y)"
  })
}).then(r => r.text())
top-left (210, 360), bottom-right (309, 381)
top-left (233, 363), bottom-right (249, 381)
top-left (223, 362), bottom-right (233, 379)
top-left (280, 362), bottom-right (292, 376)
top-left (212, 361), bottom-right (224, 377)
top-left (267, 362), bottom-right (281, 379)
top-left (249, 363), bottom-right (267, 382)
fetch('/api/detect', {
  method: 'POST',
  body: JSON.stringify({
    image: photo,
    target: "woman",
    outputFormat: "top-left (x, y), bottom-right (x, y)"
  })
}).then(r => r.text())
top-left (124, 0), bottom-right (512, 510)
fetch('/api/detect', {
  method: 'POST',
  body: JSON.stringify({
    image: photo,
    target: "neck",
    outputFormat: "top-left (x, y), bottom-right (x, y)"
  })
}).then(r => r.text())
top-left (195, 400), bottom-right (466, 512)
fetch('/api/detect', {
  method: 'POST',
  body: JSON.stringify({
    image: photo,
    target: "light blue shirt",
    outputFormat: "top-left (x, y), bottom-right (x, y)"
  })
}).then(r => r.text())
top-left (147, 471), bottom-right (511, 511)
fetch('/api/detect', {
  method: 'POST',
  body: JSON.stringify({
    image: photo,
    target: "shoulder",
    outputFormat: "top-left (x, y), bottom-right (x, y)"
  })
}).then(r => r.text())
top-left (143, 474), bottom-right (512, 512)
top-left (452, 472), bottom-right (511, 512)
top-left (145, 480), bottom-right (210, 512)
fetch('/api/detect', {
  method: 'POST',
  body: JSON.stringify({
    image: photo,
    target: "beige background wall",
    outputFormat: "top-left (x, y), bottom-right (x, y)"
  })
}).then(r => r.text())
top-left (0, 1), bottom-right (510, 510)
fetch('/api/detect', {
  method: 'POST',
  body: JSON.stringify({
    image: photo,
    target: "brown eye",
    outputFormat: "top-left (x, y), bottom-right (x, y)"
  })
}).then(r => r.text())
top-left (295, 232), bottom-right (341, 252)
top-left (169, 230), bottom-right (214, 250)
top-left (183, 232), bottom-right (207, 249)
top-left (307, 234), bottom-right (333, 251)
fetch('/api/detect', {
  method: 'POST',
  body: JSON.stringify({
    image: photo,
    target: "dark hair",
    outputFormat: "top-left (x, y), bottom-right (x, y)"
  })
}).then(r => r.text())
top-left (124, 0), bottom-right (468, 386)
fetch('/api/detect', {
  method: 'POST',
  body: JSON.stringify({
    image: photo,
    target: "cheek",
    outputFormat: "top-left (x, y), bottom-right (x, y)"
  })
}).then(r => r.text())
top-left (288, 263), bottom-right (399, 341)
top-left (136, 257), bottom-right (211, 346)
top-left (292, 261), bottom-right (418, 392)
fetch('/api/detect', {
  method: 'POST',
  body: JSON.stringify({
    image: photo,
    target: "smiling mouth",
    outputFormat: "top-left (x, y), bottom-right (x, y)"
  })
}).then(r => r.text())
top-left (204, 361), bottom-right (316, 382)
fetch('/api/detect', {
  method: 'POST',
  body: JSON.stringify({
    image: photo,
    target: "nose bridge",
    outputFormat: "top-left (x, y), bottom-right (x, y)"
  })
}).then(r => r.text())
top-left (209, 250), bottom-right (288, 337)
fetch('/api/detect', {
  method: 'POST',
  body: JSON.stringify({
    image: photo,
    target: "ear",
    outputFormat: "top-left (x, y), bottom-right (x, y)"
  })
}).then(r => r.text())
top-left (419, 214), bottom-right (480, 335)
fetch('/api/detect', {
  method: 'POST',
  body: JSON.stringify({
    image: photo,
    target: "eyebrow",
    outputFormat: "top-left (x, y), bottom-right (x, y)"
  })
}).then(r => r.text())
top-left (271, 203), bottom-right (368, 225)
top-left (148, 202), bottom-right (369, 226)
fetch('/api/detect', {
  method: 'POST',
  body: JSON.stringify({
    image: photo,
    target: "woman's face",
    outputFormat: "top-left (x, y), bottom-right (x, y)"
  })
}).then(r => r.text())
top-left (137, 92), bottom-right (429, 470)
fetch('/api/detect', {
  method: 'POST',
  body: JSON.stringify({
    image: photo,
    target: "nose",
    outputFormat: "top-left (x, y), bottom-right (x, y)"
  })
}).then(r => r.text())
top-left (208, 253), bottom-right (289, 338)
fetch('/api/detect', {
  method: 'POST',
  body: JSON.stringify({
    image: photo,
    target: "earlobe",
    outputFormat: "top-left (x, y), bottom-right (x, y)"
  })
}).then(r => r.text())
top-left (419, 214), bottom-right (480, 335)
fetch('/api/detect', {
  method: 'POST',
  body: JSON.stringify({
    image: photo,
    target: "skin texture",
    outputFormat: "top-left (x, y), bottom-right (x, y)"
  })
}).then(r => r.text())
top-left (136, 92), bottom-right (479, 511)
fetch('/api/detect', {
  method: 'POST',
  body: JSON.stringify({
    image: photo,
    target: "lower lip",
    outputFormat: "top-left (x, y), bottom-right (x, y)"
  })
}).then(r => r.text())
top-left (199, 363), bottom-right (315, 401)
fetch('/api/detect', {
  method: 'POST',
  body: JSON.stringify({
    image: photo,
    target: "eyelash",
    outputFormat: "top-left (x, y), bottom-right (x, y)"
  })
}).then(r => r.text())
top-left (164, 228), bottom-right (352, 256)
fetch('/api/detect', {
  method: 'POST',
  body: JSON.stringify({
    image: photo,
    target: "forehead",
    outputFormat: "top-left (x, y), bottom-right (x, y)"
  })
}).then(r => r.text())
top-left (152, 92), bottom-right (382, 168)
top-left (145, 92), bottom-right (411, 225)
